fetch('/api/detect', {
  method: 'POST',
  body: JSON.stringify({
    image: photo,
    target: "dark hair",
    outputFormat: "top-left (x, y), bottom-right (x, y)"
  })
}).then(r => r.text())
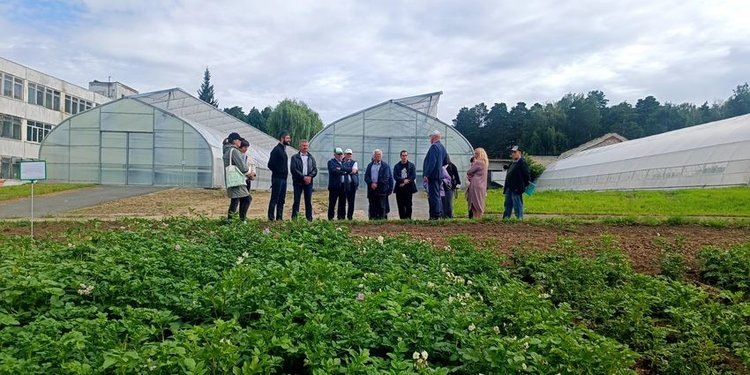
top-left (470, 157), bottom-right (475, 163)
top-left (240, 138), bottom-right (249, 148)
top-left (400, 150), bottom-right (408, 155)
top-left (278, 130), bottom-right (289, 139)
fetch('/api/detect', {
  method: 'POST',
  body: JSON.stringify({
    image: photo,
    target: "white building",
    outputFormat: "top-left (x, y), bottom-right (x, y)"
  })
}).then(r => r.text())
top-left (89, 80), bottom-right (139, 100)
top-left (0, 57), bottom-right (115, 179)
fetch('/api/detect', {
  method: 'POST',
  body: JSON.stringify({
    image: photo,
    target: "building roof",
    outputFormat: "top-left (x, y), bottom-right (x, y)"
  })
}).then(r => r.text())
top-left (558, 133), bottom-right (628, 159)
top-left (537, 114), bottom-right (750, 190)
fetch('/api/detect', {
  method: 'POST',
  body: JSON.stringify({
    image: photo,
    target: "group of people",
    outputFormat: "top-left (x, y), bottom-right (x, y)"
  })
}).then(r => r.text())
top-left (222, 129), bottom-right (531, 222)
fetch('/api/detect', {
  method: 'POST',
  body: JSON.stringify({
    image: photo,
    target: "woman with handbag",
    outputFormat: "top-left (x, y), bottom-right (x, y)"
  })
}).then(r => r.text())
top-left (223, 133), bottom-right (252, 222)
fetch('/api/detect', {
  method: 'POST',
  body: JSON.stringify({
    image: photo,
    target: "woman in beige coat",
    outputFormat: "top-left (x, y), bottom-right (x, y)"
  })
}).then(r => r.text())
top-left (466, 148), bottom-right (488, 219)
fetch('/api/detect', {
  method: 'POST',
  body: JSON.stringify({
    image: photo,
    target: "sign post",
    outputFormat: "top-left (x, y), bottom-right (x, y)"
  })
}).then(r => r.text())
top-left (19, 161), bottom-right (47, 240)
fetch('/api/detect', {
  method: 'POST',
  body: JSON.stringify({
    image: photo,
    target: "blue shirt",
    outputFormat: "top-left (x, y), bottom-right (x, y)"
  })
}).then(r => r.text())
top-left (370, 161), bottom-right (381, 183)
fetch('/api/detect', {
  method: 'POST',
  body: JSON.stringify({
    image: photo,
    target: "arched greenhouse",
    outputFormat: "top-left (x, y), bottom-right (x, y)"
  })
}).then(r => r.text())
top-left (39, 88), bottom-right (293, 188)
top-left (309, 92), bottom-right (474, 189)
top-left (536, 113), bottom-right (750, 190)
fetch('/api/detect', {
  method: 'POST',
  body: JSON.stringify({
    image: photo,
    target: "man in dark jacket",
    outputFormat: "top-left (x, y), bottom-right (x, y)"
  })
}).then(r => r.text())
top-left (364, 149), bottom-right (394, 220)
top-left (422, 130), bottom-right (448, 220)
top-left (393, 150), bottom-right (417, 220)
top-left (327, 147), bottom-right (348, 220)
top-left (267, 130), bottom-right (290, 221)
top-left (503, 145), bottom-right (531, 219)
top-left (444, 157), bottom-right (461, 219)
top-left (342, 149), bottom-right (359, 220)
top-left (290, 139), bottom-right (317, 221)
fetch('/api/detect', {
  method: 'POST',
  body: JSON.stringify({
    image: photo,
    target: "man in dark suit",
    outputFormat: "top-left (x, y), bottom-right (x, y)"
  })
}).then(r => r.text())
top-left (364, 149), bottom-right (394, 220)
top-left (290, 139), bottom-right (317, 221)
top-left (327, 147), bottom-right (348, 220)
top-left (503, 145), bottom-right (531, 219)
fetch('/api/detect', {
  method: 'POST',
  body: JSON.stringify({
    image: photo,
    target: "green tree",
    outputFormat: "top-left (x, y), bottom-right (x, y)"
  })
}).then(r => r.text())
top-left (197, 68), bottom-right (219, 107)
top-left (725, 83), bottom-right (750, 117)
top-left (223, 106), bottom-right (246, 122)
top-left (266, 99), bottom-right (323, 146)
top-left (246, 107), bottom-right (268, 133)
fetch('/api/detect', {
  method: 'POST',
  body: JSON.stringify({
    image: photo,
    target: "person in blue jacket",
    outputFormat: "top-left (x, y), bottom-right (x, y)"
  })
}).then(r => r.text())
top-left (422, 130), bottom-right (448, 220)
top-left (364, 149), bottom-right (394, 220)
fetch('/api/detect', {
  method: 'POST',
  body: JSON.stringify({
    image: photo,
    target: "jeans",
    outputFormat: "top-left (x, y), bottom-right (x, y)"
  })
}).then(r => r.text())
top-left (395, 190), bottom-right (413, 220)
top-left (345, 188), bottom-right (357, 220)
top-left (328, 189), bottom-right (346, 220)
top-left (442, 188), bottom-right (454, 218)
top-left (368, 194), bottom-right (387, 220)
top-left (427, 178), bottom-right (443, 220)
top-left (503, 191), bottom-right (524, 219)
top-left (228, 196), bottom-right (251, 221)
top-left (268, 177), bottom-right (287, 220)
top-left (292, 183), bottom-right (313, 221)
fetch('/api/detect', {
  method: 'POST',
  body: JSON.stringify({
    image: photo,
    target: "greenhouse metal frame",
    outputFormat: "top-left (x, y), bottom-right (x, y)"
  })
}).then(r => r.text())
top-left (39, 88), bottom-right (293, 188)
top-left (536, 114), bottom-right (750, 190)
top-left (308, 92), bottom-right (474, 189)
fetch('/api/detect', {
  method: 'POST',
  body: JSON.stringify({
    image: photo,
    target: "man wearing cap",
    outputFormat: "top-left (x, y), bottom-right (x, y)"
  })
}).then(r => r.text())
top-left (503, 145), bottom-right (531, 219)
top-left (364, 149), bottom-right (394, 220)
top-left (393, 150), bottom-right (417, 220)
top-left (423, 130), bottom-right (449, 220)
top-left (342, 148), bottom-right (359, 220)
top-left (327, 147), bottom-right (348, 220)
top-left (290, 139), bottom-right (318, 221)
top-left (267, 130), bottom-right (291, 221)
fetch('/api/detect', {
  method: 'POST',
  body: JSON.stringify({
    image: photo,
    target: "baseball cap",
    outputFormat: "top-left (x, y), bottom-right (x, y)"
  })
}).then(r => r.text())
top-left (344, 148), bottom-right (353, 154)
top-left (511, 145), bottom-right (520, 152)
top-left (334, 147), bottom-right (344, 154)
top-left (227, 132), bottom-right (241, 142)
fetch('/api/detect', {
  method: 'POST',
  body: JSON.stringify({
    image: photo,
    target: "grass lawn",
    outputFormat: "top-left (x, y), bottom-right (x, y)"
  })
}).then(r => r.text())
top-left (453, 186), bottom-right (750, 217)
top-left (0, 182), bottom-right (94, 202)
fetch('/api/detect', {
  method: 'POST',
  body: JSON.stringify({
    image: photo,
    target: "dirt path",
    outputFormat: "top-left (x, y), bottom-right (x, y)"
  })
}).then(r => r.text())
top-left (348, 222), bottom-right (750, 276)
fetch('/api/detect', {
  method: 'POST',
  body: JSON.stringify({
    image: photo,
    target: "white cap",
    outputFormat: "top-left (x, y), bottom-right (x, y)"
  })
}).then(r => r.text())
top-left (429, 130), bottom-right (441, 137)
top-left (344, 148), bottom-right (353, 154)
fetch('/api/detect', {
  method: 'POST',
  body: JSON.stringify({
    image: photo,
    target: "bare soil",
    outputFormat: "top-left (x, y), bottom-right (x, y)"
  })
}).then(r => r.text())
top-left (3, 188), bottom-right (748, 277)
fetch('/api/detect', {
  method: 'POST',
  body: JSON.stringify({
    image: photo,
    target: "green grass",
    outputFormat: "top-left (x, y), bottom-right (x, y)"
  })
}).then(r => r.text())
top-left (0, 183), bottom-right (94, 202)
top-left (453, 187), bottom-right (750, 217)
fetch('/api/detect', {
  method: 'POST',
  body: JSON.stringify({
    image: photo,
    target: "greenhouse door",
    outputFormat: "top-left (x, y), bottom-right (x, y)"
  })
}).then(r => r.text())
top-left (100, 131), bottom-right (154, 185)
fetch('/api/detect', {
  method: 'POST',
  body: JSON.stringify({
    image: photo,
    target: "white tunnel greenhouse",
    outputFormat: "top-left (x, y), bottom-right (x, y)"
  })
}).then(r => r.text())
top-left (536, 113), bottom-right (750, 191)
top-left (308, 92), bottom-right (474, 189)
top-left (39, 88), bottom-right (294, 188)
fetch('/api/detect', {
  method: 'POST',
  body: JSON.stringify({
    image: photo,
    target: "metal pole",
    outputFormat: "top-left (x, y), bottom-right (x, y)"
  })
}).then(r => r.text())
top-left (30, 180), bottom-right (34, 240)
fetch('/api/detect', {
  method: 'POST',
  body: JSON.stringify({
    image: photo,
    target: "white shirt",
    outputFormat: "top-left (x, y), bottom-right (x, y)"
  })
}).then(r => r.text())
top-left (301, 153), bottom-right (309, 175)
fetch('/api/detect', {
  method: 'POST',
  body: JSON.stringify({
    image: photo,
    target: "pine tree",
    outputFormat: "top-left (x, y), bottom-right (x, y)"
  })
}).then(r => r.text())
top-left (197, 68), bottom-right (218, 107)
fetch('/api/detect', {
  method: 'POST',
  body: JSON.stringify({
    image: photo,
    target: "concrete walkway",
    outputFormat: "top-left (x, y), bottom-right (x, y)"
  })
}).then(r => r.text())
top-left (0, 185), bottom-right (167, 219)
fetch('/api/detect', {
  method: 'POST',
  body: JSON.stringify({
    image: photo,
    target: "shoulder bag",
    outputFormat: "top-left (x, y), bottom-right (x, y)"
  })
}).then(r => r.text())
top-left (225, 149), bottom-right (246, 188)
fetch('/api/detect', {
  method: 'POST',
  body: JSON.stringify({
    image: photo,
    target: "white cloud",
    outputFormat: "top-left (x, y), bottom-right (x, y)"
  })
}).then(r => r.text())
top-left (1, 0), bottom-right (749, 123)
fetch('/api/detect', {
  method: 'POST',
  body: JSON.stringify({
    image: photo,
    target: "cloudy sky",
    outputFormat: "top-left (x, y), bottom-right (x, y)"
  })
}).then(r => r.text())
top-left (2, 0), bottom-right (749, 123)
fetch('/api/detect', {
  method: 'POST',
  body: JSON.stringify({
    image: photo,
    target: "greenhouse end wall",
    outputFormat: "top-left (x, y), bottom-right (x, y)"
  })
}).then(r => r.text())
top-left (40, 99), bottom-right (214, 187)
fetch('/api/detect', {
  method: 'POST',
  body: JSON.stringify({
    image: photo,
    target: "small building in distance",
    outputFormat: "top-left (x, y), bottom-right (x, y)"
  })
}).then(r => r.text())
top-left (88, 80), bottom-right (139, 99)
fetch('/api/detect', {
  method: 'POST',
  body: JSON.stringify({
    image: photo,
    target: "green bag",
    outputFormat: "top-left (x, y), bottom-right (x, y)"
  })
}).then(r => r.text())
top-left (524, 182), bottom-right (536, 196)
top-left (225, 149), bottom-right (246, 188)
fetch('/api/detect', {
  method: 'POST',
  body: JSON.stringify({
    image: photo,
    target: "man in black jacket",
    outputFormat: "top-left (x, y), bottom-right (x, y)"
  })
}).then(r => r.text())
top-left (364, 149), bottom-right (394, 220)
top-left (503, 145), bottom-right (531, 219)
top-left (444, 157), bottom-right (461, 219)
top-left (267, 131), bottom-right (290, 221)
top-left (393, 150), bottom-right (417, 220)
top-left (327, 147), bottom-right (347, 220)
top-left (290, 139), bottom-right (317, 221)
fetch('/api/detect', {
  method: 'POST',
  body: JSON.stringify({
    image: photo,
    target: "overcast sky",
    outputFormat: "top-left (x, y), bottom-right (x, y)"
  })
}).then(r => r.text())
top-left (2, 0), bottom-right (749, 124)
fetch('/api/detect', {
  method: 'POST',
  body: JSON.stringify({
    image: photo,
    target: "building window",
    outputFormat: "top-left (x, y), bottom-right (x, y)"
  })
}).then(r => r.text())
top-left (1, 113), bottom-right (22, 140)
top-left (64, 95), bottom-right (93, 114)
top-left (26, 120), bottom-right (53, 143)
top-left (1, 72), bottom-right (23, 100)
top-left (27, 82), bottom-right (61, 111)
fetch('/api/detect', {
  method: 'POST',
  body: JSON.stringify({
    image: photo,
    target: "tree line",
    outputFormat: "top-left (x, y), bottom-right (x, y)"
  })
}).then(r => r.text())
top-left (453, 83), bottom-right (750, 158)
top-left (197, 68), bottom-right (323, 146)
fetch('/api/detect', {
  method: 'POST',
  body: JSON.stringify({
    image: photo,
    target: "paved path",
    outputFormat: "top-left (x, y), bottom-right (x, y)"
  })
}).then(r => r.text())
top-left (0, 185), bottom-right (167, 219)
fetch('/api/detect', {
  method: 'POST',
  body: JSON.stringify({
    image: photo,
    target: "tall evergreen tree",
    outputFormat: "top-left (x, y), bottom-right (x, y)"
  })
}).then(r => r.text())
top-left (197, 68), bottom-right (219, 107)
